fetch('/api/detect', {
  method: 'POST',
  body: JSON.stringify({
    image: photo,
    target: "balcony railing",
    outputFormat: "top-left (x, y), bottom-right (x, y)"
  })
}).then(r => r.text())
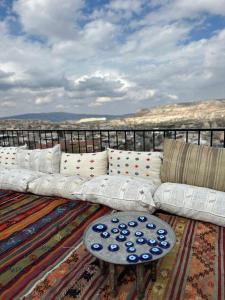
top-left (0, 129), bottom-right (225, 152)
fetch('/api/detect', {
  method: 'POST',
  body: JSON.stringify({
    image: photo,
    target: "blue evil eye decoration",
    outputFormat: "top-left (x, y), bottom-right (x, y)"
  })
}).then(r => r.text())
top-left (157, 229), bottom-right (167, 235)
top-left (146, 223), bottom-right (156, 230)
top-left (91, 243), bottom-right (103, 251)
top-left (135, 231), bottom-right (144, 237)
top-left (136, 237), bottom-right (146, 245)
top-left (111, 217), bottom-right (119, 223)
top-left (157, 235), bottom-right (166, 241)
top-left (116, 234), bottom-right (126, 242)
top-left (118, 223), bottom-right (127, 230)
top-left (138, 216), bottom-right (147, 222)
top-left (108, 244), bottom-right (119, 252)
top-left (150, 247), bottom-right (163, 255)
top-left (111, 228), bottom-right (119, 234)
top-left (140, 253), bottom-right (152, 261)
top-left (147, 239), bottom-right (157, 247)
top-left (121, 229), bottom-right (130, 236)
top-left (128, 221), bottom-right (138, 227)
top-left (101, 231), bottom-right (110, 239)
top-left (127, 254), bottom-right (139, 263)
top-left (159, 241), bottom-right (170, 249)
top-left (125, 241), bottom-right (134, 247)
top-left (92, 224), bottom-right (107, 232)
top-left (127, 246), bottom-right (136, 253)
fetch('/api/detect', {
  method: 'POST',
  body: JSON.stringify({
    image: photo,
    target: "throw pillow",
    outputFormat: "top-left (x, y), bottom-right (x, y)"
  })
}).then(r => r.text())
top-left (0, 145), bottom-right (27, 168)
top-left (161, 139), bottom-right (225, 192)
top-left (60, 150), bottom-right (108, 178)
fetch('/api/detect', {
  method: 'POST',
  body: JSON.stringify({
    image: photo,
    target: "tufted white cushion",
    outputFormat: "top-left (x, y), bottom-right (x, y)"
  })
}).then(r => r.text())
top-left (28, 173), bottom-right (86, 199)
top-left (0, 145), bottom-right (27, 168)
top-left (60, 151), bottom-right (108, 178)
top-left (0, 168), bottom-right (45, 192)
top-left (72, 175), bottom-right (157, 212)
top-left (16, 144), bottom-right (61, 174)
top-left (108, 148), bottom-right (163, 185)
top-left (154, 182), bottom-right (225, 227)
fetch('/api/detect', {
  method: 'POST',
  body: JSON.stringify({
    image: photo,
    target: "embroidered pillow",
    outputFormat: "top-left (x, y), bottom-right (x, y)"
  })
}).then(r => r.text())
top-left (16, 144), bottom-right (61, 174)
top-left (60, 150), bottom-right (108, 178)
top-left (0, 145), bottom-right (27, 168)
top-left (108, 148), bottom-right (163, 185)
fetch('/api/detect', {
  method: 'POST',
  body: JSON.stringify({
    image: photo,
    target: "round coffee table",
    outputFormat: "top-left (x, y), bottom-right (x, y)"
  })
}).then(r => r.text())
top-left (83, 211), bottom-right (176, 299)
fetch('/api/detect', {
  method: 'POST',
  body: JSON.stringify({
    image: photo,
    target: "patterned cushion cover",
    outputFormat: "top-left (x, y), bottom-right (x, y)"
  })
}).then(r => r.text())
top-left (16, 144), bottom-right (61, 174)
top-left (154, 182), bottom-right (225, 227)
top-left (0, 168), bottom-right (45, 192)
top-left (108, 148), bottom-right (163, 185)
top-left (161, 138), bottom-right (225, 192)
top-left (28, 173), bottom-right (86, 199)
top-left (60, 151), bottom-right (108, 178)
top-left (72, 175), bottom-right (157, 212)
top-left (0, 145), bottom-right (27, 168)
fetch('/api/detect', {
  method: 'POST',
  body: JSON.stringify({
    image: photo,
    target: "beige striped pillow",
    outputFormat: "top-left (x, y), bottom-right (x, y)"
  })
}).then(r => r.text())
top-left (160, 139), bottom-right (225, 192)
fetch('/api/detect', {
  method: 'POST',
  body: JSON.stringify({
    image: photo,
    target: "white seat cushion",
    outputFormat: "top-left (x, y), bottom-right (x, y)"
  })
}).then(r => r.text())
top-left (28, 173), bottom-right (86, 199)
top-left (72, 175), bottom-right (157, 212)
top-left (0, 168), bottom-right (45, 192)
top-left (154, 182), bottom-right (225, 227)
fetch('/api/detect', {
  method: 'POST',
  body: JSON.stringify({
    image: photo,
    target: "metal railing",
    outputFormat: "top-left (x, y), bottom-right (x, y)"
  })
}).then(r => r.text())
top-left (0, 128), bottom-right (225, 152)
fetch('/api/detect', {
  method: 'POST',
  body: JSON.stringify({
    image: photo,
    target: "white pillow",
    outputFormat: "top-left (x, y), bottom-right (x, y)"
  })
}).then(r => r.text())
top-left (28, 173), bottom-right (86, 199)
top-left (0, 167), bottom-right (45, 192)
top-left (0, 145), bottom-right (27, 168)
top-left (154, 182), bottom-right (225, 227)
top-left (16, 144), bottom-right (61, 174)
top-left (108, 148), bottom-right (163, 185)
top-left (60, 151), bottom-right (108, 178)
top-left (72, 175), bottom-right (157, 212)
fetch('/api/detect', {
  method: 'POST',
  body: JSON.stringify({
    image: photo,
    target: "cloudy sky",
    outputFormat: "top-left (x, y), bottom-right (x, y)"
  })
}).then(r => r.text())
top-left (0, 0), bottom-right (225, 117)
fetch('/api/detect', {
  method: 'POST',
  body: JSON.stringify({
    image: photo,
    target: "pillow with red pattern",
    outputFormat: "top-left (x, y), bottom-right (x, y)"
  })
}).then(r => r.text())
top-left (60, 150), bottom-right (108, 178)
top-left (0, 145), bottom-right (27, 168)
top-left (108, 148), bottom-right (163, 185)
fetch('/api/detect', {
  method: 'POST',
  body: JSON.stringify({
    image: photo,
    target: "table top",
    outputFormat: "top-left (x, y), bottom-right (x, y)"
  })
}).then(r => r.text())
top-left (83, 211), bottom-right (176, 265)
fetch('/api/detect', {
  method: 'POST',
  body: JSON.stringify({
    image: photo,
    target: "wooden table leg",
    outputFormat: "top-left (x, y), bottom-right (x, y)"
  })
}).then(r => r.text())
top-left (151, 261), bottom-right (157, 282)
top-left (109, 263), bottom-right (117, 297)
top-left (136, 264), bottom-right (145, 300)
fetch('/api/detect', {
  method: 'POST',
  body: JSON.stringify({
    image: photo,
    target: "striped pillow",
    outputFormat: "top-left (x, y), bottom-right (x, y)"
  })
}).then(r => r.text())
top-left (160, 139), bottom-right (225, 192)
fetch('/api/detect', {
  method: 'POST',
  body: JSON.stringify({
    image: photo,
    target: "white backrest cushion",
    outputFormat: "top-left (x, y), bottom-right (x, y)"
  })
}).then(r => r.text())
top-left (108, 148), bottom-right (163, 185)
top-left (154, 182), bottom-right (225, 227)
top-left (0, 145), bottom-right (27, 168)
top-left (60, 151), bottom-right (108, 178)
top-left (72, 175), bottom-right (157, 212)
top-left (16, 144), bottom-right (61, 174)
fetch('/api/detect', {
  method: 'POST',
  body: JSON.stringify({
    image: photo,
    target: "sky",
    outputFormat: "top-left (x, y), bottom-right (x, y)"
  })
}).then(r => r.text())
top-left (0, 0), bottom-right (225, 117)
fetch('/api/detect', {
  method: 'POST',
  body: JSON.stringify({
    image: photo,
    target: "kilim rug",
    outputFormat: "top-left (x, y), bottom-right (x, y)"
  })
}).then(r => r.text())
top-left (0, 190), bottom-right (111, 300)
top-left (24, 210), bottom-right (225, 300)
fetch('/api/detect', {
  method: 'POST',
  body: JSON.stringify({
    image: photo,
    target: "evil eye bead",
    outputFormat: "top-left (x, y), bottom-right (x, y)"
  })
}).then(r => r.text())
top-left (146, 223), bottom-right (156, 230)
top-left (118, 223), bottom-right (127, 230)
top-left (138, 216), bottom-right (147, 222)
top-left (127, 254), bottom-right (139, 263)
top-left (91, 243), bottom-right (103, 251)
top-left (125, 241), bottom-right (134, 247)
top-left (121, 229), bottom-right (130, 236)
top-left (101, 231), bottom-right (110, 239)
top-left (140, 253), bottom-right (152, 261)
top-left (157, 235), bottom-right (166, 241)
top-left (108, 244), bottom-right (119, 252)
top-left (127, 246), bottom-right (136, 253)
top-left (135, 231), bottom-right (144, 237)
top-left (92, 224), bottom-right (107, 232)
top-left (116, 234), bottom-right (126, 242)
top-left (136, 237), bottom-right (146, 245)
top-left (147, 239), bottom-right (157, 247)
top-left (159, 241), bottom-right (170, 249)
top-left (150, 247), bottom-right (163, 255)
top-left (111, 228), bottom-right (120, 234)
top-left (128, 221), bottom-right (138, 227)
top-left (111, 217), bottom-right (119, 223)
top-left (157, 229), bottom-right (167, 235)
